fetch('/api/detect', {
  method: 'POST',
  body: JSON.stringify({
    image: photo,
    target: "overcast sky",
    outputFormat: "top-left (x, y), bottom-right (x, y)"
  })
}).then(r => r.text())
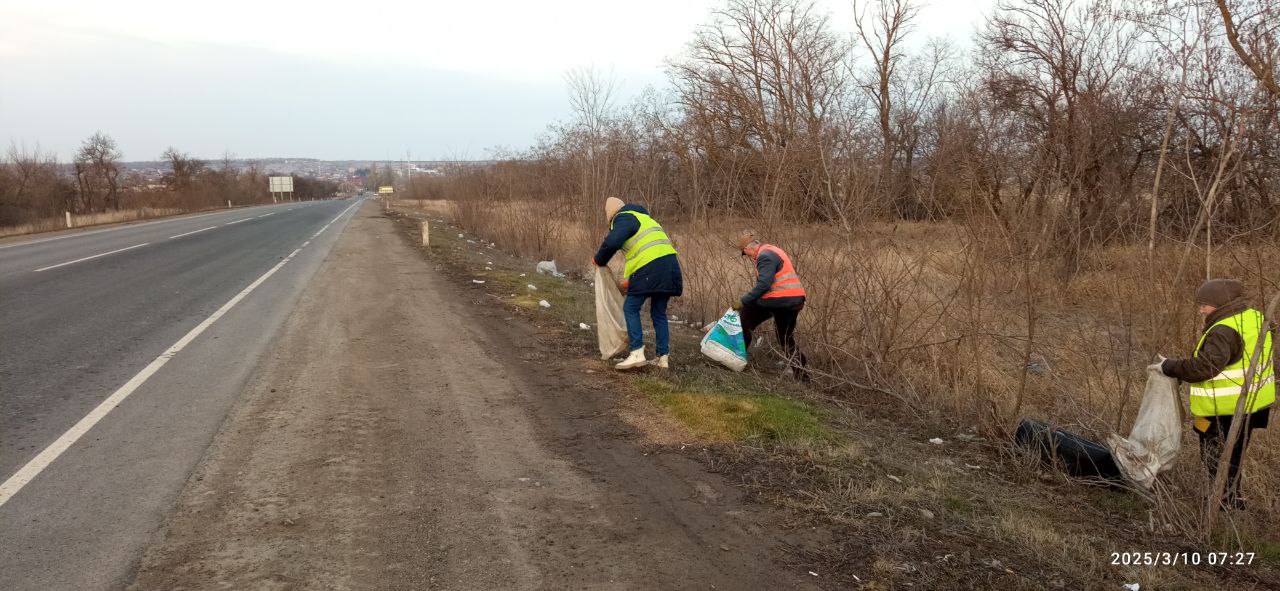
top-left (0, 0), bottom-right (992, 161)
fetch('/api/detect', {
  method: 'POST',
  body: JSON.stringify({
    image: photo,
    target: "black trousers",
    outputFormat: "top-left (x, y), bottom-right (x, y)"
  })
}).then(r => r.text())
top-left (1197, 407), bottom-right (1270, 505)
top-left (740, 302), bottom-right (807, 378)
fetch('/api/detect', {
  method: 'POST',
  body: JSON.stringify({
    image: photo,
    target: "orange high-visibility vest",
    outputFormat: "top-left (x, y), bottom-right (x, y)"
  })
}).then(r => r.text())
top-left (757, 244), bottom-right (806, 300)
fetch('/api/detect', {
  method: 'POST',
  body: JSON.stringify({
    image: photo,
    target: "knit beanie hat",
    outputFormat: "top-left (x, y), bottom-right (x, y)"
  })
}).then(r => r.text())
top-left (604, 197), bottom-right (625, 221)
top-left (1194, 278), bottom-right (1244, 308)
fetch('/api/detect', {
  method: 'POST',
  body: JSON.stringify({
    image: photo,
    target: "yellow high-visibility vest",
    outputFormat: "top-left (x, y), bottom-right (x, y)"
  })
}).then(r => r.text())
top-left (613, 211), bottom-right (677, 279)
top-left (1189, 308), bottom-right (1275, 417)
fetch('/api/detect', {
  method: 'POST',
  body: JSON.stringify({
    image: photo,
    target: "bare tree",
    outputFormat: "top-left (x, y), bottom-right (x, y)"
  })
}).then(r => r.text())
top-left (564, 65), bottom-right (618, 213)
top-left (162, 147), bottom-right (206, 192)
top-left (0, 144), bottom-right (74, 224)
top-left (74, 132), bottom-right (122, 212)
top-left (977, 0), bottom-right (1149, 271)
top-left (854, 0), bottom-right (919, 210)
top-left (1213, 0), bottom-right (1280, 98)
top-left (668, 0), bottom-right (847, 222)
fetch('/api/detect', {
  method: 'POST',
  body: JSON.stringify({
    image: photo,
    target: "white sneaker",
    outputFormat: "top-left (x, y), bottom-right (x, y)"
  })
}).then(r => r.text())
top-left (615, 348), bottom-right (648, 370)
top-left (652, 355), bottom-right (669, 369)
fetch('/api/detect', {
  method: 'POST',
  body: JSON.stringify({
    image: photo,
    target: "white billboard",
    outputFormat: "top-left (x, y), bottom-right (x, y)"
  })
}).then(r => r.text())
top-left (268, 176), bottom-right (294, 193)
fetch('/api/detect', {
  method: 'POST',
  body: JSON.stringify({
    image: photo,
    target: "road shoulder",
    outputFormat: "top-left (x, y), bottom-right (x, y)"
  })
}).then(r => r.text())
top-left (129, 200), bottom-right (821, 589)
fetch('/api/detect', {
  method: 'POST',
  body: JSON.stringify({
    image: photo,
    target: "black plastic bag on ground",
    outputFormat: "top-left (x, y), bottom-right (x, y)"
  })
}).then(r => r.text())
top-left (1015, 419), bottom-right (1123, 482)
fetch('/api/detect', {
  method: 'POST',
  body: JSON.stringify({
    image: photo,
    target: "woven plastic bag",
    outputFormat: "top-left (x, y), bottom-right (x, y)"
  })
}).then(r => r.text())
top-left (701, 309), bottom-right (748, 371)
top-left (1107, 363), bottom-right (1181, 490)
top-left (594, 266), bottom-right (629, 359)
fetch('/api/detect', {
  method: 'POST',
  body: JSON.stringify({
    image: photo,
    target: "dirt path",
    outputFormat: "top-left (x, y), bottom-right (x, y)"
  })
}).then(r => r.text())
top-left (129, 202), bottom-right (820, 590)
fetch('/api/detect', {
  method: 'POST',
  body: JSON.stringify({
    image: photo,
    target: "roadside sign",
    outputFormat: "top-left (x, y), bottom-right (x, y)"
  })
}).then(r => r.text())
top-left (268, 176), bottom-right (294, 193)
top-left (269, 176), bottom-right (294, 202)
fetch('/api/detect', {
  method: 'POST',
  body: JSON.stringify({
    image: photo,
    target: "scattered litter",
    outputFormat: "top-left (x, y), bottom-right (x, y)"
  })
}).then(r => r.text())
top-left (527, 284), bottom-right (538, 290)
top-left (471, 280), bottom-right (485, 284)
top-left (538, 300), bottom-right (551, 308)
top-left (1122, 584), bottom-right (1140, 591)
top-left (467, 239), bottom-right (476, 244)
top-left (518, 477), bottom-right (530, 482)
top-left (887, 475), bottom-right (902, 483)
top-left (536, 260), bottom-right (566, 278)
top-left (929, 437), bottom-right (945, 445)
top-left (487, 261), bottom-right (493, 265)
top-left (457, 233), bottom-right (464, 238)
top-left (579, 323), bottom-right (591, 330)
top-left (671, 315), bottom-right (680, 321)
top-left (920, 509), bottom-right (935, 519)
top-left (519, 273), bottom-right (526, 277)
top-left (965, 464), bottom-right (983, 470)
top-left (485, 267), bottom-right (492, 271)
top-left (720, 545), bottom-right (731, 552)
top-left (808, 571), bottom-right (819, 577)
top-left (865, 512), bottom-right (883, 518)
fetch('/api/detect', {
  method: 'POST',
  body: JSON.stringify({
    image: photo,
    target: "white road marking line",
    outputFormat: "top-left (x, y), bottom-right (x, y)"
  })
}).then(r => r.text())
top-left (257, 212), bottom-right (275, 218)
top-left (168, 226), bottom-right (217, 239)
top-left (309, 200), bottom-right (361, 239)
top-left (32, 243), bottom-right (150, 272)
top-left (0, 245), bottom-right (307, 508)
top-left (223, 217), bottom-right (252, 226)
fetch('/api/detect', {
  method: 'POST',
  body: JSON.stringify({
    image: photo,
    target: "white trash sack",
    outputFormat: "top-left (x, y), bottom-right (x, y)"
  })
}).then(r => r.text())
top-left (593, 266), bottom-right (630, 360)
top-left (537, 260), bottom-right (566, 278)
top-left (1107, 364), bottom-right (1181, 490)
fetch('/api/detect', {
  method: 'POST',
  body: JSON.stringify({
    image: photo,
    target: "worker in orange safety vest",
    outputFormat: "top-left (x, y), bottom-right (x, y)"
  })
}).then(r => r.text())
top-left (732, 230), bottom-right (808, 381)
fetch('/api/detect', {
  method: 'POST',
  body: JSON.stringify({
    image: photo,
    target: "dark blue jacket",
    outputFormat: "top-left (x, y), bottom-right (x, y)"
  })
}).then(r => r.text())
top-left (593, 204), bottom-right (683, 297)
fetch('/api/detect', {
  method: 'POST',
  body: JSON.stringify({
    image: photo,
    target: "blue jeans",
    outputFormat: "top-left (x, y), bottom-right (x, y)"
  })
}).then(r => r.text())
top-left (623, 294), bottom-right (670, 356)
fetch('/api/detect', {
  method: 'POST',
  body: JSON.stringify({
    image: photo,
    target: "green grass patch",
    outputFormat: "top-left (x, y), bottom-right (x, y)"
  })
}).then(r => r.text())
top-left (637, 376), bottom-right (832, 445)
top-left (1255, 540), bottom-right (1280, 566)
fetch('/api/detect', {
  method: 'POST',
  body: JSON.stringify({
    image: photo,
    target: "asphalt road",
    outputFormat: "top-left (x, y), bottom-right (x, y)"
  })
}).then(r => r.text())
top-left (0, 199), bottom-right (362, 590)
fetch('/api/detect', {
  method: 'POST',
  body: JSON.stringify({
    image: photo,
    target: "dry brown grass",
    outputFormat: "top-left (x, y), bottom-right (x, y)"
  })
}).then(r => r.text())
top-left (0, 207), bottom-right (188, 238)
top-left (393, 202), bottom-right (1280, 587)
top-left (395, 196), bottom-right (1280, 550)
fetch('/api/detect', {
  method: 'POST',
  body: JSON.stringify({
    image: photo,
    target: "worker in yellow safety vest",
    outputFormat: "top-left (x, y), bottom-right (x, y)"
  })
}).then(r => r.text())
top-left (1161, 278), bottom-right (1275, 510)
top-left (593, 197), bottom-right (683, 370)
top-left (732, 230), bottom-right (808, 381)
